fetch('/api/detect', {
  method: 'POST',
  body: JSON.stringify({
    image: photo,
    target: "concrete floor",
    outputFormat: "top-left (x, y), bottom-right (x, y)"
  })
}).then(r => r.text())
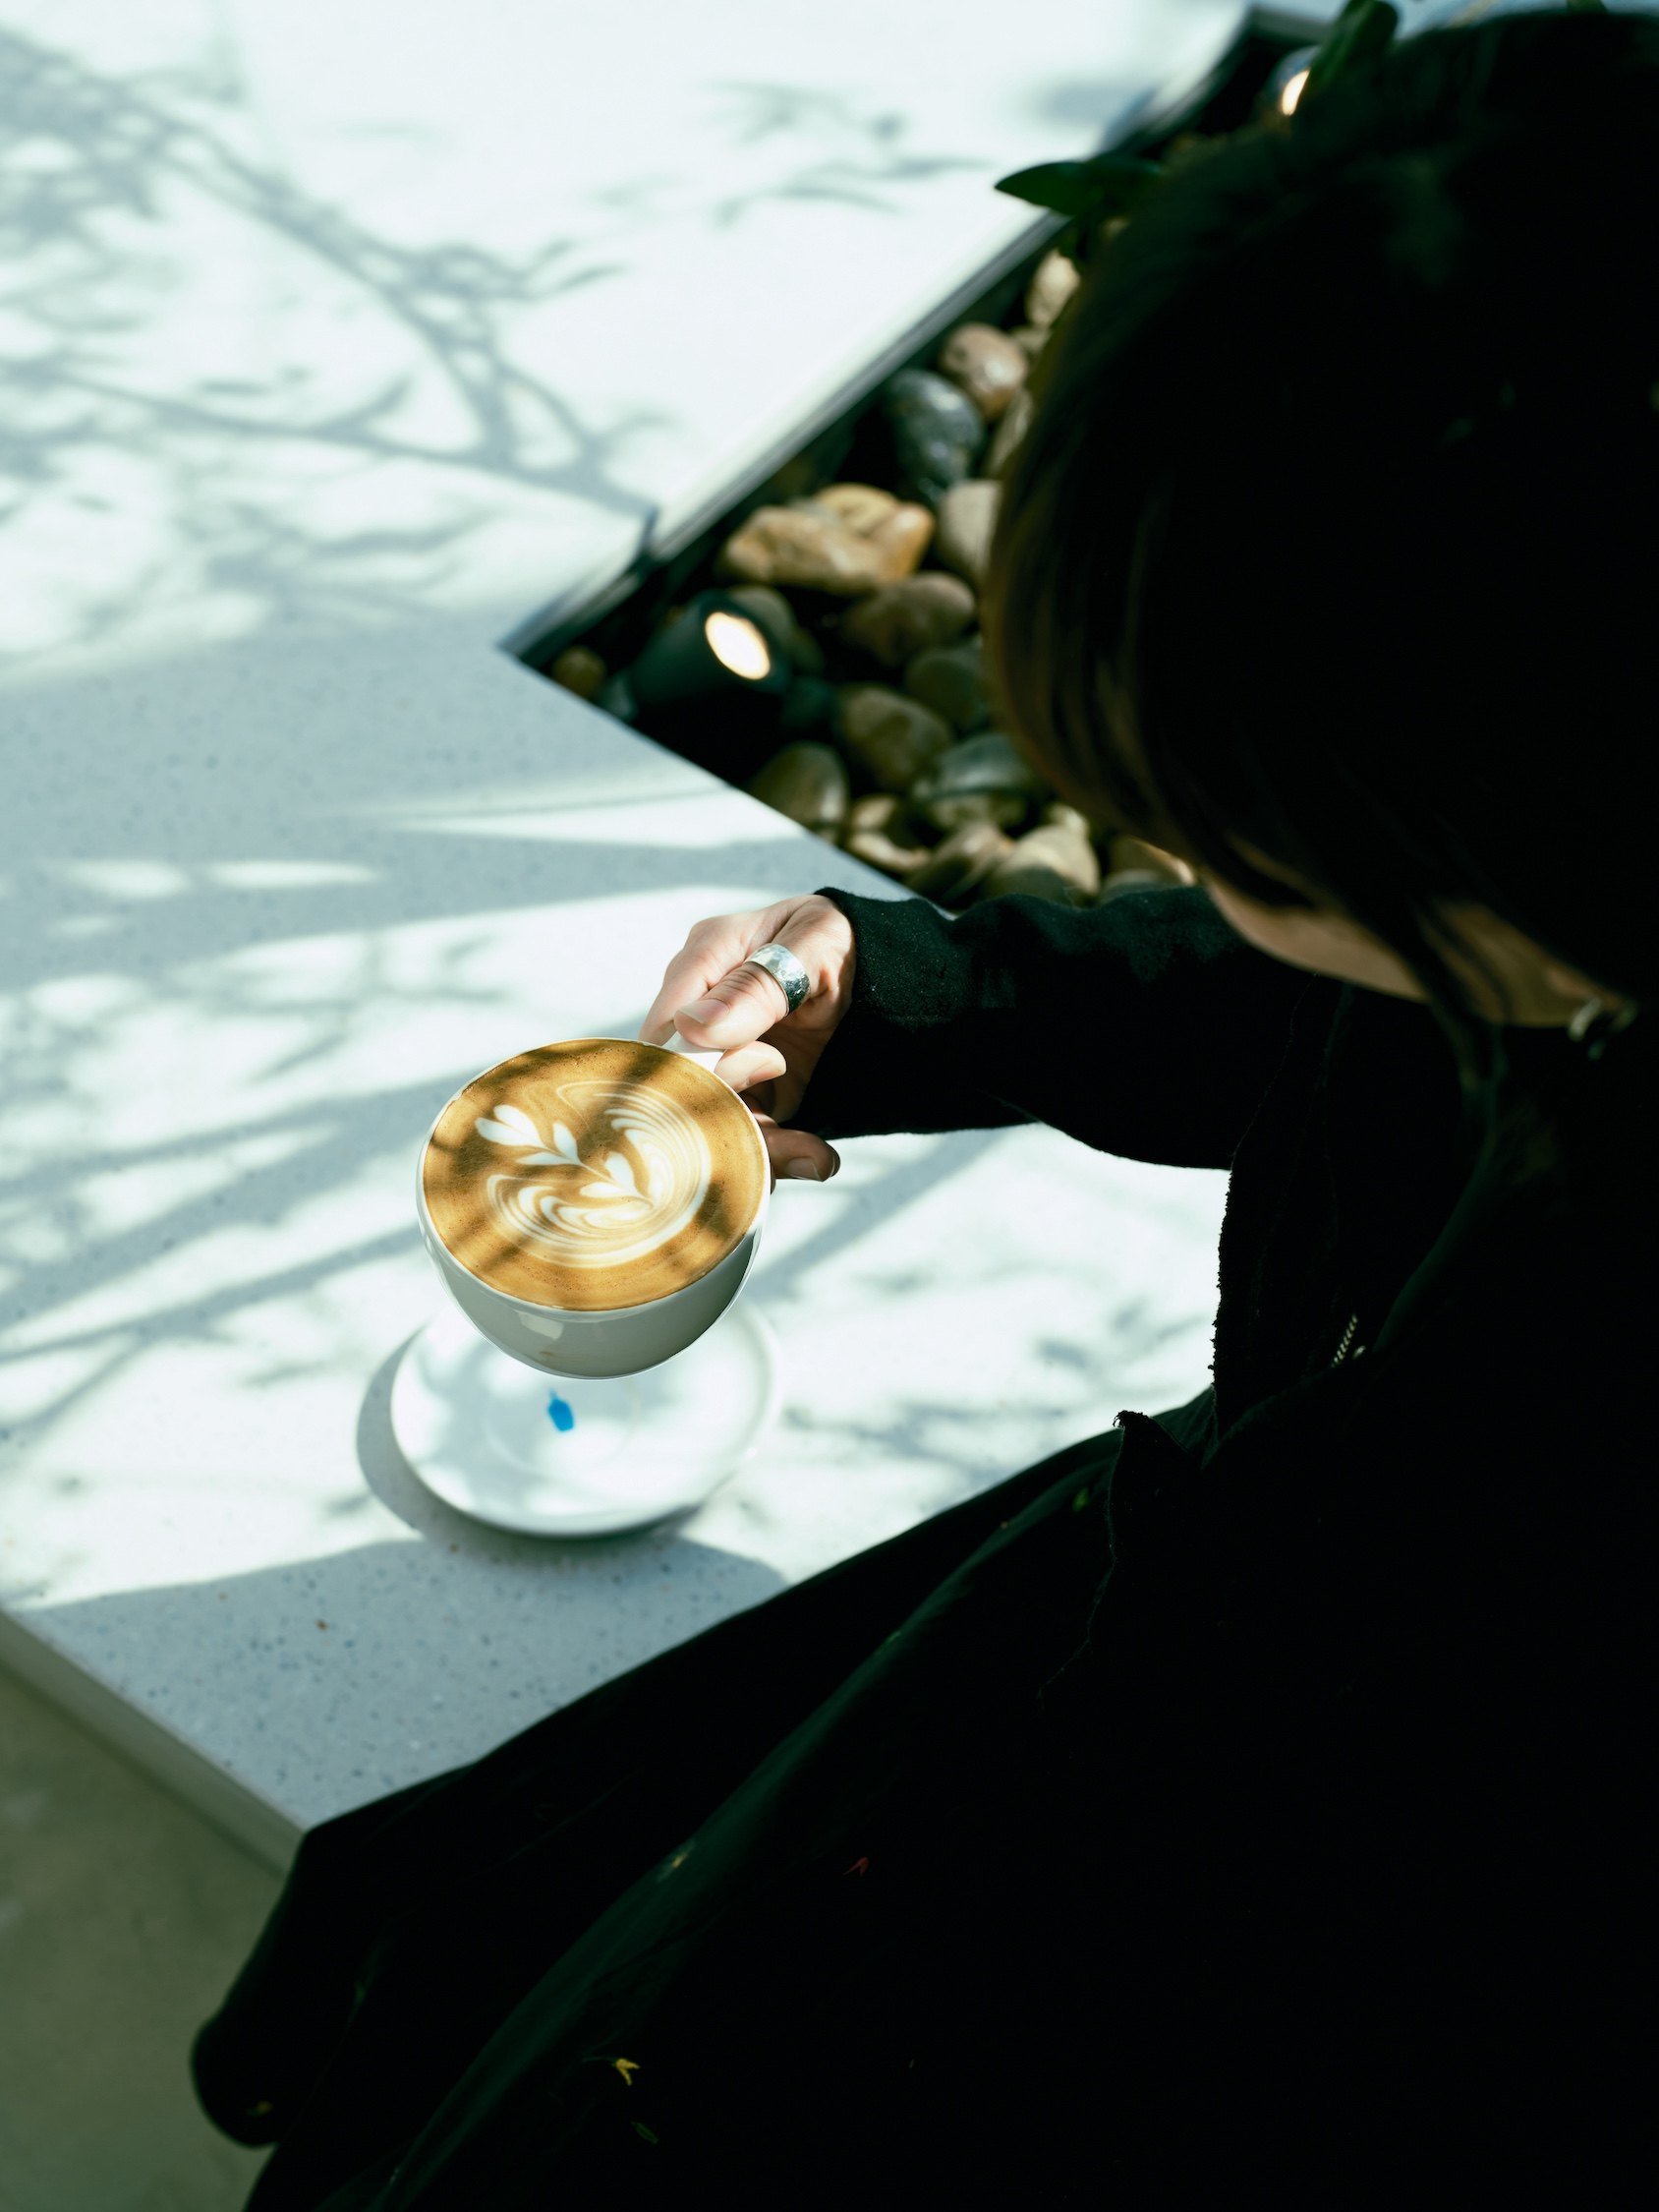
top-left (0, 1667), bottom-right (279, 2211)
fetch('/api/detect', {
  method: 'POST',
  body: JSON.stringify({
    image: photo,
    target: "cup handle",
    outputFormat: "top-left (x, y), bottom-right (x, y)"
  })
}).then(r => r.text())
top-left (659, 1032), bottom-right (723, 1072)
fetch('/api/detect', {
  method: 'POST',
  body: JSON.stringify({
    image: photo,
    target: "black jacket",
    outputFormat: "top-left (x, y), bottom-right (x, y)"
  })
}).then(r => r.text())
top-left (195, 884), bottom-right (1654, 2207)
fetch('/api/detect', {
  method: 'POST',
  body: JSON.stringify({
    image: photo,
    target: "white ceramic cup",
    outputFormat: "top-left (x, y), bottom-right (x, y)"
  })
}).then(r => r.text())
top-left (416, 1038), bottom-right (772, 1379)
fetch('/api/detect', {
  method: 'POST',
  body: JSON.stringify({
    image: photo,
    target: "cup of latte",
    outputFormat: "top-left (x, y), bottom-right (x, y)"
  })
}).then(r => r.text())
top-left (418, 1038), bottom-right (771, 1379)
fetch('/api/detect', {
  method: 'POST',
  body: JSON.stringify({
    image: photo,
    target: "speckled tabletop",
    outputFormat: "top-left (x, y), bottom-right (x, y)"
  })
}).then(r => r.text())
top-left (0, 0), bottom-right (1296, 1868)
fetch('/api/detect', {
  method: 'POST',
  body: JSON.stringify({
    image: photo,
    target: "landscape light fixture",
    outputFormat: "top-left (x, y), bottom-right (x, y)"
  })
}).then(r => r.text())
top-left (1260, 43), bottom-right (1320, 120)
top-left (597, 591), bottom-right (793, 728)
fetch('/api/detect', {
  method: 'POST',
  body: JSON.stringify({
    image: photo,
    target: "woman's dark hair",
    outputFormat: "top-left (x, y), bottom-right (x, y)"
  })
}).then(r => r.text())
top-left (986, 6), bottom-right (1659, 1098)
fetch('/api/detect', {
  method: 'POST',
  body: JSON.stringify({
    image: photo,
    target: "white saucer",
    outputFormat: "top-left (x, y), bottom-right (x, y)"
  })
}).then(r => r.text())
top-left (389, 1298), bottom-right (781, 1536)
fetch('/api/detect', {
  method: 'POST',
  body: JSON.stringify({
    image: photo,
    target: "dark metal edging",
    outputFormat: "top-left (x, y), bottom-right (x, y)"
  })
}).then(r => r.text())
top-left (499, 4), bottom-right (1335, 673)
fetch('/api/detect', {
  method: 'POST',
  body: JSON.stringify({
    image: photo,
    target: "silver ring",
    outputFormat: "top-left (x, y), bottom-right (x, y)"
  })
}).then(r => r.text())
top-left (741, 942), bottom-right (811, 1015)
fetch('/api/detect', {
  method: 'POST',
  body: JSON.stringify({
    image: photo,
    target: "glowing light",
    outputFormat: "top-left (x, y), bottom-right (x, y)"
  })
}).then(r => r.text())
top-left (1280, 68), bottom-right (1310, 116)
top-left (704, 611), bottom-right (771, 681)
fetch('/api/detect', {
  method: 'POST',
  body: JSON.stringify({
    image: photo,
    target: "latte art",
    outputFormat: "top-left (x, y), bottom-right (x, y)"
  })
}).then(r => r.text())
top-left (476, 1081), bottom-right (713, 1271)
top-left (421, 1038), bottom-right (767, 1313)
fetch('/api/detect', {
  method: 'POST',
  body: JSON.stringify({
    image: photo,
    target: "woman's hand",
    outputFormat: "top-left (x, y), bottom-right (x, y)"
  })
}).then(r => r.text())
top-left (637, 894), bottom-right (857, 1184)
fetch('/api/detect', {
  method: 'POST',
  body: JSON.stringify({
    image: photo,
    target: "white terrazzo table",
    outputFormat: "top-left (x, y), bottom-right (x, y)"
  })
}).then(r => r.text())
top-left (0, 0), bottom-right (1352, 1873)
top-left (1, 629), bottom-right (1234, 1868)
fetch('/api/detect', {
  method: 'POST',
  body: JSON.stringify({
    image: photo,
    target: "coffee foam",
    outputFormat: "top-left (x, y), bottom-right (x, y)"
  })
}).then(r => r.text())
top-left (422, 1039), bottom-right (766, 1311)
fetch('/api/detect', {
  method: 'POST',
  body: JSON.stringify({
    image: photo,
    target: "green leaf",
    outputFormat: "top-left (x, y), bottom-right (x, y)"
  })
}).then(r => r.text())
top-left (993, 151), bottom-right (1164, 222)
top-left (1299, 0), bottom-right (1402, 105)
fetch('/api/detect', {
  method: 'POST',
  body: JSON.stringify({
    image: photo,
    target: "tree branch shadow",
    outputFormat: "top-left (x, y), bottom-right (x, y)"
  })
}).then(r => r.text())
top-left (701, 80), bottom-right (986, 226)
top-left (0, 24), bottom-right (661, 666)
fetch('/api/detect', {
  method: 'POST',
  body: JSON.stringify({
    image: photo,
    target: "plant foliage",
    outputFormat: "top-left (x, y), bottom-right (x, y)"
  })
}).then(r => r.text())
top-left (993, 0), bottom-right (1411, 264)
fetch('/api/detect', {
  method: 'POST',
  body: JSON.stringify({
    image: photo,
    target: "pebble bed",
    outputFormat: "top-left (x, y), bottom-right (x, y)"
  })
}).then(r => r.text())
top-left (547, 191), bottom-right (1214, 914)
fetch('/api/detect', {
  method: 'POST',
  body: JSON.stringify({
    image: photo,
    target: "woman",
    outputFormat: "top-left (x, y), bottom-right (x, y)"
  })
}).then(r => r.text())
top-left (195, 12), bottom-right (1655, 2201)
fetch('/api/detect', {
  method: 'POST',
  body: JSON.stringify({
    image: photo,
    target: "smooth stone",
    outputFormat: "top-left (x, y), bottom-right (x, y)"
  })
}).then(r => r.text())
top-left (978, 813), bottom-right (1103, 905)
top-left (813, 483), bottom-right (898, 533)
top-left (902, 637), bottom-right (989, 732)
top-left (865, 504), bottom-right (938, 577)
top-left (594, 669), bottom-right (637, 721)
top-left (882, 369), bottom-right (986, 506)
top-left (715, 499), bottom-right (934, 596)
top-left (844, 828), bottom-right (931, 883)
top-left (721, 585), bottom-right (826, 677)
top-left (1107, 833), bottom-right (1196, 886)
top-left (933, 479), bottom-right (1001, 589)
top-left (1165, 132), bottom-right (1218, 171)
top-left (1098, 870), bottom-right (1183, 906)
top-left (549, 644), bottom-right (606, 700)
top-left (1025, 248), bottom-right (1080, 331)
top-left (1043, 803), bottom-right (1106, 858)
top-left (845, 791), bottom-right (915, 840)
top-left (837, 686), bottom-right (953, 793)
top-left (720, 582), bottom-right (793, 637)
top-left (842, 797), bottom-right (930, 881)
top-left (936, 322), bottom-right (1029, 424)
top-left (787, 625), bottom-right (827, 677)
top-left (776, 675), bottom-right (841, 746)
top-left (745, 741), bottom-right (850, 839)
top-left (919, 788), bottom-right (1024, 835)
top-left (910, 729), bottom-right (1047, 836)
top-left (755, 450), bottom-right (821, 505)
top-left (837, 573), bottom-right (976, 668)
top-left (985, 384), bottom-right (1036, 479)
top-left (910, 819), bottom-right (1015, 902)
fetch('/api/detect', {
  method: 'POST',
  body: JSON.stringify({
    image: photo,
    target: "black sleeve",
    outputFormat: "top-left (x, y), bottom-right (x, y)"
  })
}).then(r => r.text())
top-left (789, 881), bottom-right (1326, 1172)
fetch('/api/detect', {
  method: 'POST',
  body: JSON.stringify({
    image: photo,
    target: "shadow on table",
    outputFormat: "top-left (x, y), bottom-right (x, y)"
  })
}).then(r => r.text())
top-left (698, 79), bottom-right (985, 226)
top-left (0, 32), bottom-right (1001, 673)
top-left (0, 616), bottom-right (912, 1430)
top-left (351, 1326), bottom-right (779, 1562)
top-left (0, 25), bottom-right (670, 669)
top-left (0, 27), bottom-right (1093, 1510)
top-left (9, 1154), bottom-right (1211, 1861)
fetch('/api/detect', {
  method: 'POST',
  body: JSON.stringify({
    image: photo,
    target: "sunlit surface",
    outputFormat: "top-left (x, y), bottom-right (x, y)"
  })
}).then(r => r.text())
top-left (0, 0), bottom-right (1244, 680)
top-left (705, 611), bottom-right (772, 682)
top-left (0, 0), bottom-right (1253, 1846)
top-left (1281, 67), bottom-right (1310, 114)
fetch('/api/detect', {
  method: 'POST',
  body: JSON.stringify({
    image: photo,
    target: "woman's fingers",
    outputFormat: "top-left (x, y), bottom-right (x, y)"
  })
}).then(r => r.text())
top-left (749, 1108), bottom-right (841, 1185)
top-left (671, 957), bottom-right (791, 1049)
top-left (715, 1040), bottom-right (788, 1098)
top-left (637, 905), bottom-right (793, 1049)
top-left (638, 896), bottom-right (854, 1056)
top-left (636, 896), bottom-right (857, 1136)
